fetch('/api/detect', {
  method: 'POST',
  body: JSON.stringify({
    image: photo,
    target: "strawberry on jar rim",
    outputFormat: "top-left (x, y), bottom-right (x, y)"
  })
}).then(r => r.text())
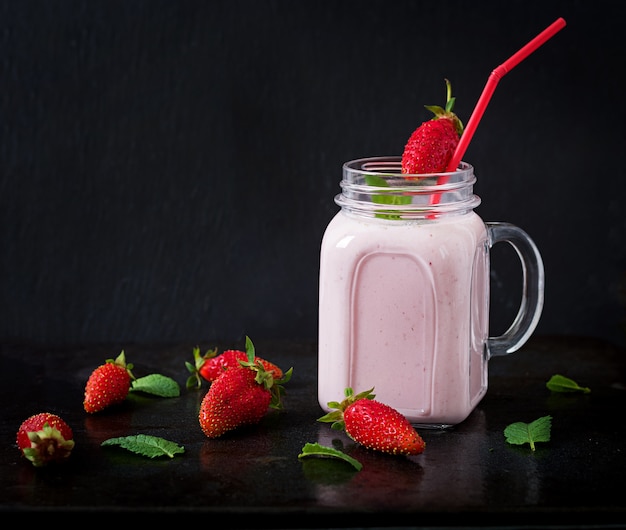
top-left (401, 78), bottom-right (464, 175)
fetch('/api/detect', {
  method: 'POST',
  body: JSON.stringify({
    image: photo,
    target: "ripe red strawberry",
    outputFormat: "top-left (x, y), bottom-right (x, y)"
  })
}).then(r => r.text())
top-left (198, 336), bottom-right (292, 438)
top-left (401, 79), bottom-right (464, 174)
top-left (84, 350), bottom-right (134, 413)
top-left (318, 387), bottom-right (425, 456)
top-left (16, 412), bottom-right (75, 467)
top-left (186, 345), bottom-right (284, 389)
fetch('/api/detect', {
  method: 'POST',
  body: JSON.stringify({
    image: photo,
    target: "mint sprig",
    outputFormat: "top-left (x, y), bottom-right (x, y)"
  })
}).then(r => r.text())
top-left (298, 442), bottom-right (362, 471)
top-left (504, 415), bottom-right (552, 451)
top-left (365, 174), bottom-right (412, 220)
top-left (102, 435), bottom-right (184, 458)
top-left (546, 374), bottom-right (590, 394)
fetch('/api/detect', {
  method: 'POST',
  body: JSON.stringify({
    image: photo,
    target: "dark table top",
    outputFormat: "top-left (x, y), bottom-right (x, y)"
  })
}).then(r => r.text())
top-left (1, 335), bottom-right (625, 527)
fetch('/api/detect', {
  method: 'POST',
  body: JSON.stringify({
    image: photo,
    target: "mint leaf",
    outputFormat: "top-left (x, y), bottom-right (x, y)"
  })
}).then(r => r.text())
top-left (102, 435), bottom-right (184, 458)
top-left (546, 374), bottom-right (590, 394)
top-left (365, 174), bottom-right (412, 220)
top-left (298, 442), bottom-right (362, 471)
top-left (504, 415), bottom-right (552, 451)
top-left (131, 374), bottom-right (180, 397)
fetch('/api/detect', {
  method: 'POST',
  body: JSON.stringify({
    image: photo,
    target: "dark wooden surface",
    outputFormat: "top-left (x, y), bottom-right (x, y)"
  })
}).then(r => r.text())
top-left (1, 335), bottom-right (625, 527)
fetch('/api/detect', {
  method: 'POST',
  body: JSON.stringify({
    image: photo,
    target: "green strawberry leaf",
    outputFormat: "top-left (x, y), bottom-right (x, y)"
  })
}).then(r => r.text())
top-left (130, 374), bottom-right (180, 397)
top-left (504, 415), bottom-right (552, 451)
top-left (102, 435), bottom-right (184, 458)
top-left (298, 442), bottom-right (362, 471)
top-left (546, 374), bottom-right (590, 394)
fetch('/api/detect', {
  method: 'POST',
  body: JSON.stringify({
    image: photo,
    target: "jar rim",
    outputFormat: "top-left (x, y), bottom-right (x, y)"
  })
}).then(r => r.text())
top-left (337, 156), bottom-right (480, 219)
top-left (343, 156), bottom-right (473, 178)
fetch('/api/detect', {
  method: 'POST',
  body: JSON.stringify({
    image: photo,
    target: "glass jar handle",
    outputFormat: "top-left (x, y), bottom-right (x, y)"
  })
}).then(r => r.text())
top-left (486, 222), bottom-right (545, 358)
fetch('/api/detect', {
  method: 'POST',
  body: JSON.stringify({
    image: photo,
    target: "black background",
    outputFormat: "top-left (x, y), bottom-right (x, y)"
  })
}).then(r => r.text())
top-left (1, 0), bottom-right (625, 348)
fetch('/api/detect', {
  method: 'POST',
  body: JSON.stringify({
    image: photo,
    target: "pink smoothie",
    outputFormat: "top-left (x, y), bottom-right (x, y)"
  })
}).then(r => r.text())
top-left (318, 210), bottom-right (490, 426)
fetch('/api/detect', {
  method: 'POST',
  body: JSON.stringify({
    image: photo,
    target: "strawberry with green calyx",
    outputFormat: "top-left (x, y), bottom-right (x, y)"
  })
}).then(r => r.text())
top-left (186, 345), bottom-right (284, 390)
top-left (16, 412), bottom-right (75, 467)
top-left (84, 350), bottom-right (135, 413)
top-left (198, 336), bottom-right (293, 438)
top-left (401, 78), bottom-right (464, 175)
top-left (185, 346), bottom-right (219, 389)
top-left (318, 387), bottom-right (426, 456)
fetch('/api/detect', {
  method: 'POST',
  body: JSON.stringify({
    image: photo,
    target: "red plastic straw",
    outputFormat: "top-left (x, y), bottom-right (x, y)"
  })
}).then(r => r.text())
top-left (445, 17), bottom-right (567, 172)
